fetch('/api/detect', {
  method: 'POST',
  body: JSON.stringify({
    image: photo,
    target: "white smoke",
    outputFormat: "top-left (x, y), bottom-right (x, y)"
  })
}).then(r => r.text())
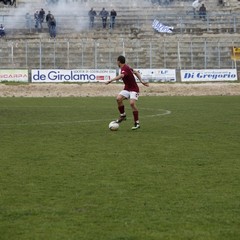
top-left (1, 0), bottom-right (152, 33)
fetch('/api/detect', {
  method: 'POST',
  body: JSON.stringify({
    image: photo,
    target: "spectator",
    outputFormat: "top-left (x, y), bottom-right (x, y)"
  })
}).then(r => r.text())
top-left (151, 0), bottom-right (161, 5)
top-left (218, 0), bottom-right (226, 7)
top-left (199, 4), bottom-right (207, 20)
top-left (2, 0), bottom-right (10, 5)
top-left (46, 11), bottom-right (52, 28)
top-left (34, 10), bottom-right (40, 32)
top-left (0, 24), bottom-right (5, 37)
top-left (110, 9), bottom-right (117, 29)
top-left (48, 15), bottom-right (56, 38)
top-left (99, 7), bottom-right (109, 29)
top-left (163, 0), bottom-right (170, 5)
top-left (88, 8), bottom-right (97, 29)
top-left (39, 8), bottom-right (45, 30)
top-left (11, 0), bottom-right (16, 6)
top-left (192, 0), bottom-right (203, 19)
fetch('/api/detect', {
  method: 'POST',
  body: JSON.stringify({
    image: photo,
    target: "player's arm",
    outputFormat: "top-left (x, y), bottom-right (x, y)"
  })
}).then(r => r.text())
top-left (105, 73), bottom-right (124, 84)
top-left (133, 70), bottom-right (149, 87)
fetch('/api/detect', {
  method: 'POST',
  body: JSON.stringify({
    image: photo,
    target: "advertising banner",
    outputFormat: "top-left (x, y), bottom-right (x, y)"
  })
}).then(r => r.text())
top-left (136, 69), bottom-right (176, 82)
top-left (31, 69), bottom-right (116, 83)
top-left (181, 69), bottom-right (237, 82)
top-left (0, 69), bottom-right (28, 82)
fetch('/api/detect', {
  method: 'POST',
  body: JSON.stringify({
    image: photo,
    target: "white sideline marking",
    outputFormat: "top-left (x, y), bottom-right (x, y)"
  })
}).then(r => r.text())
top-left (0, 108), bottom-right (171, 127)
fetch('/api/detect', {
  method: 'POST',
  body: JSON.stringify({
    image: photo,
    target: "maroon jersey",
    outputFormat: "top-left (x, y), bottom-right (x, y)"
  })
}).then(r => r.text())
top-left (121, 64), bottom-right (139, 92)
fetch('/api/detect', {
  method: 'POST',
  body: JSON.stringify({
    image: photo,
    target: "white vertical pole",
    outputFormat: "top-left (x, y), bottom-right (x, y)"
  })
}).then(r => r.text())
top-left (39, 41), bottom-right (42, 69)
top-left (94, 40), bottom-right (97, 69)
top-left (218, 41), bottom-right (221, 68)
top-left (149, 41), bottom-right (152, 69)
top-left (11, 42), bottom-right (14, 66)
top-left (122, 38), bottom-right (125, 56)
top-left (190, 41), bottom-right (193, 69)
top-left (81, 39), bottom-right (84, 68)
top-left (178, 40), bottom-right (181, 70)
top-left (53, 41), bottom-right (56, 69)
top-left (204, 40), bottom-right (207, 69)
top-left (25, 41), bottom-right (28, 67)
top-left (67, 41), bottom-right (70, 69)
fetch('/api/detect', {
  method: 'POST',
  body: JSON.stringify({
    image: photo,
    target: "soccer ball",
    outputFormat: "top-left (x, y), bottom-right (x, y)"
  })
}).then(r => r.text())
top-left (109, 121), bottom-right (119, 131)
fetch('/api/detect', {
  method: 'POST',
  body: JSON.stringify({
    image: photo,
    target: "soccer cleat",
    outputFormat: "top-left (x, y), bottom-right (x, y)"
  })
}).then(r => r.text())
top-left (115, 114), bottom-right (127, 123)
top-left (131, 122), bottom-right (140, 130)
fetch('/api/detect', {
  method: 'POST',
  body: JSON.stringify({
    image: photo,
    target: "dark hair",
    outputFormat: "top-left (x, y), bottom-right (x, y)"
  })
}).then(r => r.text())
top-left (117, 55), bottom-right (125, 64)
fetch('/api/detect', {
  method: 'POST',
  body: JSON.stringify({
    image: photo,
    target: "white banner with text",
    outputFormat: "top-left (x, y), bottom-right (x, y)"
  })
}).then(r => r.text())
top-left (181, 69), bottom-right (237, 82)
top-left (0, 69), bottom-right (28, 82)
top-left (136, 69), bottom-right (176, 82)
top-left (31, 69), bottom-right (116, 83)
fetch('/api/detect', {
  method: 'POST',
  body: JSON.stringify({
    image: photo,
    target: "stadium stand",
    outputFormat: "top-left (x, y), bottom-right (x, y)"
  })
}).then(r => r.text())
top-left (0, 0), bottom-right (240, 70)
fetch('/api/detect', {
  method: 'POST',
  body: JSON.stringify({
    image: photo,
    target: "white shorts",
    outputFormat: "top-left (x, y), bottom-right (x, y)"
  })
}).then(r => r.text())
top-left (119, 90), bottom-right (139, 100)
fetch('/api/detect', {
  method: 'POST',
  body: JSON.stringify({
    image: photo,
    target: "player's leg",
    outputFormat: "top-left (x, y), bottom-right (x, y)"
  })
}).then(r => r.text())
top-left (129, 92), bottom-right (140, 130)
top-left (115, 91), bottom-right (129, 123)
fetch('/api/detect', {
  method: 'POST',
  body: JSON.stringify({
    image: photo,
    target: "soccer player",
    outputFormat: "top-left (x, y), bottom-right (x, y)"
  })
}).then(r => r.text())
top-left (106, 55), bottom-right (149, 130)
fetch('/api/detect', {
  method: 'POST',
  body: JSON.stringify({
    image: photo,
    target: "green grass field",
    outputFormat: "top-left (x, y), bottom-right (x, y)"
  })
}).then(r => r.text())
top-left (0, 96), bottom-right (240, 240)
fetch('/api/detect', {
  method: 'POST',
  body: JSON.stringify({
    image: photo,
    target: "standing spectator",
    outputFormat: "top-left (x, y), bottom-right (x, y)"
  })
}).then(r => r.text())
top-left (110, 9), bottom-right (117, 29)
top-left (48, 15), bottom-right (56, 38)
top-left (218, 0), bottom-right (229, 6)
top-left (4, 0), bottom-right (11, 5)
top-left (11, 0), bottom-right (16, 7)
top-left (199, 4), bottom-right (207, 20)
top-left (46, 11), bottom-right (52, 28)
top-left (34, 10), bottom-right (40, 32)
top-left (99, 7), bottom-right (109, 29)
top-left (39, 8), bottom-right (45, 30)
top-left (88, 8), bottom-right (97, 29)
top-left (192, 0), bottom-right (203, 19)
top-left (163, 0), bottom-right (170, 5)
top-left (0, 24), bottom-right (5, 37)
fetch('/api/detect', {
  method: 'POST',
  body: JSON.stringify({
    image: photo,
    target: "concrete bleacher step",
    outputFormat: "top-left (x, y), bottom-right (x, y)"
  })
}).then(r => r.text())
top-left (1, 0), bottom-right (240, 39)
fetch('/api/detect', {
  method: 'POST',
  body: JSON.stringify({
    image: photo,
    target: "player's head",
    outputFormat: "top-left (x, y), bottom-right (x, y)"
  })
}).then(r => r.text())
top-left (117, 55), bottom-right (125, 67)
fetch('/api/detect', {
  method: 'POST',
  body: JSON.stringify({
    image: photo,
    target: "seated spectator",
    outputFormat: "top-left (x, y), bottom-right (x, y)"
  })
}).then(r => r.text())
top-left (0, 24), bottom-right (5, 37)
top-left (199, 4), bottom-right (207, 20)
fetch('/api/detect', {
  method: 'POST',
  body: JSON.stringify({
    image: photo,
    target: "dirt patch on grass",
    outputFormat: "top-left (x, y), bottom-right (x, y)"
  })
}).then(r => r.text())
top-left (0, 83), bottom-right (239, 97)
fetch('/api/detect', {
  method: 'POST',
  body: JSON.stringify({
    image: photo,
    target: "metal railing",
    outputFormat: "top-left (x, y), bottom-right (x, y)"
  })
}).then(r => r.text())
top-left (0, 39), bottom-right (239, 70)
